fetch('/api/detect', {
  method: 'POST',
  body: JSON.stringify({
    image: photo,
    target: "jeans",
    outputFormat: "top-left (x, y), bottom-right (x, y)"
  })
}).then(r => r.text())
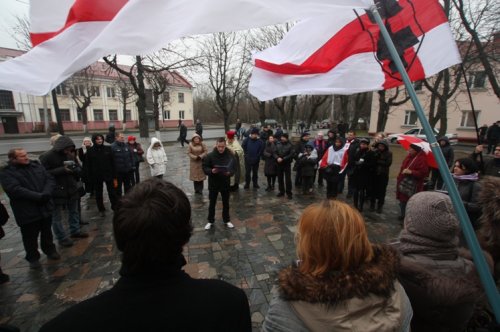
top-left (52, 199), bottom-right (81, 241)
top-left (208, 189), bottom-right (230, 223)
top-left (277, 163), bottom-right (292, 195)
top-left (20, 217), bottom-right (56, 262)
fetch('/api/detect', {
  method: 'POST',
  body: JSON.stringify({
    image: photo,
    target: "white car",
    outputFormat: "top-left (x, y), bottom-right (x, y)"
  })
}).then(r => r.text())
top-left (388, 128), bottom-right (458, 145)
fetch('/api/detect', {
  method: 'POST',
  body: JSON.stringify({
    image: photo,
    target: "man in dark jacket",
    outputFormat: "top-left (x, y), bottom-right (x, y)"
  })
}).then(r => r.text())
top-left (195, 119), bottom-right (203, 137)
top-left (105, 124), bottom-right (116, 144)
top-left (39, 179), bottom-right (251, 332)
top-left (0, 149), bottom-right (60, 269)
top-left (178, 121), bottom-right (189, 147)
top-left (40, 136), bottom-right (88, 247)
top-left (276, 133), bottom-right (295, 199)
top-left (203, 138), bottom-right (236, 230)
top-left (87, 134), bottom-right (118, 216)
top-left (343, 130), bottom-right (360, 197)
top-left (486, 122), bottom-right (500, 154)
top-left (313, 132), bottom-right (327, 187)
top-left (111, 132), bottom-right (134, 197)
top-left (294, 132), bottom-right (311, 187)
top-left (371, 140), bottom-right (393, 213)
top-left (242, 128), bottom-right (264, 189)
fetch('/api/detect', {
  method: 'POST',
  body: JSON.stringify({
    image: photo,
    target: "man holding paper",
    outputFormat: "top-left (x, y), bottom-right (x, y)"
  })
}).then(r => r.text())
top-left (203, 138), bottom-right (236, 230)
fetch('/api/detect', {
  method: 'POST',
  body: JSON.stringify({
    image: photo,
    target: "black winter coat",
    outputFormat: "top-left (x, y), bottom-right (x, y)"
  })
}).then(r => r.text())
top-left (203, 148), bottom-right (235, 191)
top-left (298, 152), bottom-right (317, 177)
top-left (275, 141), bottom-right (295, 165)
top-left (0, 161), bottom-right (55, 226)
top-left (39, 269), bottom-right (251, 332)
top-left (263, 141), bottom-right (278, 176)
top-left (39, 136), bottom-right (81, 203)
top-left (373, 143), bottom-right (393, 177)
top-left (351, 148), bottom-right (375, 189)
top-left (87, 143), bottom-right (116, 182)
top-left (111, 141), bottom-right (134, 174)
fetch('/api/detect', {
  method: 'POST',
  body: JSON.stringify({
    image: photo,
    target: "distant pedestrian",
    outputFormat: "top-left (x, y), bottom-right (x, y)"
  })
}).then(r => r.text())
top-left (203, 138), bottom-right (236, 230)
top-left (178, 121), bottom-right (189, 147)
top-left (259, 125), bottom-right (273, 143)
top-left (294, 132), bottom-right (311, 187)
top-left (275, 133), bottom-right (295, 199)
top-left (39, 179), bottom-right (251, 332)
top-left (242, 128), bottom-right (264, 189)
top-left (319, 137), bottom-right (346, 199)
top-left (343, 130), bottom-right (360, 198)
top-left (478, 124), bottom-right (488, 144)
top-left (298, 144), bottom-right (318, 195)
top-left (127, 136), bottom-right (144, 186)
top-left (351, 138), bottom-right (375, 212)
top-left (1, 148), bottom-right (61, 269)
top-left (313, 132), bottom-right (327, 187)
top-left (470, 144), bottom-right (500, 177)
top-left (147, 137), bottom-right (168, 179)
top-left (430, 136), bottom-right (454, 190)
top-left (371, 140), bottom-right (392, 213)
top-left (188, 134), bottom-right (208, 194)
top-left (235, 119), bottom-right (242, 139)
top-left (77, 137), bottom-right (93, 196)
top-left (195, 119), bottom-right (203, 137)
top-left (226, 130), bottom-right (245, 192)
top-left (337, 121), bottom-right (348, 138)
top-left (105, 124), bottom-right (116, 144)
top-left (111, 132), bottom-right (134, 196)
top-left (274, 125), bottom-right (283, 141)
top-left (263, 135), bottom-right (278, 191)
top-left (486, 121), bottom-right (500, 154)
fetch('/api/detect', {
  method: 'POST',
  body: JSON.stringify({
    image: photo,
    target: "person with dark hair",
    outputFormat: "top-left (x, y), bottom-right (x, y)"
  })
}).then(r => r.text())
top-left (486, 122), bottom-right (500, 154)
top-left (86, 134), bottom-right (117, 217)
top-left (178, 121), bottom-right (189, 147)
top-left (293, 132), bottom-right (311, 187)
top-left (259, 125), bottom-right (273, 143)
top-left (298, 144), bottom-right (318, 195)
top-left (319, 137), bottom-right (346, 199)
top-left (430, 136), bottom-right (454, 190)
top-left (313, 132), bottom-right (327, 187)
top-left (263, 200), bottom-right (412, 331)
top-left (188, 133), bottom-right (208, 194)
top-left (342, 130), bottom-right (360, 197)
top-left (337, 121), bottom-right (348, 138)
top-left (40, 136), bottom-right (88, 247)
top-left (371, 140), bottom-right (393, 213)
top-left (127, 135), bottom-right (144, 186)
top-left (235, 118), bottom-right (242, 140)
top-left (275, 133), bottom-right (295, 199)
top-left (263, 135), bottom-right (278, 191)
top-left (195, 119), bottom-right (203, 137)
top-left (39, 179), bottom-right (252, 332)
top-left (105, 124), bottom-right (116, 144)
top-left (111, 132), bottom-right (134, 196)
top-left (0, 149), bottom-right (60, 269)
top-left (203, 138), bottom-right (236, 230)
top-left (471, 143), bottom-right (500, 178)
top-left (478, 124), bottom-right (488, 145)
top-left (394, 192), bottom-right (486, 332)
top-left (351, 138), bottom-right (375, 212)
top-left (274, 125), bottom-right (283, 141)
top-left (242, 128), bottom-right (264, 189)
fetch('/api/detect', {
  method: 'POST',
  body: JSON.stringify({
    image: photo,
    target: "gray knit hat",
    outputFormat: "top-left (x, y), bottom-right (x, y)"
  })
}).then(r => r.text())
top-left (404, 191), bottom-right (459, 242)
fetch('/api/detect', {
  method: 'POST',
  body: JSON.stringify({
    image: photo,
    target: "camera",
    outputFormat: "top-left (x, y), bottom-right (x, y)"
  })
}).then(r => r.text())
top-left (63, 160), bottom-right (76, 168)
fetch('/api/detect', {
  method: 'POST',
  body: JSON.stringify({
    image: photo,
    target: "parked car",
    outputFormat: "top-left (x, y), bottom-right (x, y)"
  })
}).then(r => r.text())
top-left (255, 119), bottom-right (278, 128)
top-left (387, 128), bottom-right (458, 145)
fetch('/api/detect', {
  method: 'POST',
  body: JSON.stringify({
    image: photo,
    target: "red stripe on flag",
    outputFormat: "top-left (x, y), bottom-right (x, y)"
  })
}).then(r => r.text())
top-left (30, 0), bottom-right (128, 47)
top-left (255, 0), bottom-right (447, 77)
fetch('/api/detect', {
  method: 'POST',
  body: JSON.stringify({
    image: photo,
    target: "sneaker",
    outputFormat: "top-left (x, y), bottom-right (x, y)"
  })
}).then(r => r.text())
top-left (29, 260), bottom-right (42, 270)
top-left (204, 223), bottom-right (213, 230)
top-left (225, 222), bottom-right (235, 229)
top-left (47, 252), bottom-right (61, 260)
top-left (59, 238), bottom-right (74, 247)
top-left (0, 273), bottom-right (9, 284)
top-left (70, 232), bottom-right (89, 239)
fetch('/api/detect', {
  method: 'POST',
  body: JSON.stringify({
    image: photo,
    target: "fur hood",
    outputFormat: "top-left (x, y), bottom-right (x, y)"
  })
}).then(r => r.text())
top-left (278, 244), bottom-right (398, 304)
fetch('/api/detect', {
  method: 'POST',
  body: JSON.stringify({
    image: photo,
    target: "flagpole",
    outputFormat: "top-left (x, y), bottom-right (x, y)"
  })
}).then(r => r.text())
top-left (370, 5), bottom-right (500, 323)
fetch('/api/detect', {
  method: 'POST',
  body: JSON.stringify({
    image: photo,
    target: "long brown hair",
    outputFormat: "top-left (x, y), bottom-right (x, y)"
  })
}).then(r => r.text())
top-left (296, 200), bottom-right (374, 276)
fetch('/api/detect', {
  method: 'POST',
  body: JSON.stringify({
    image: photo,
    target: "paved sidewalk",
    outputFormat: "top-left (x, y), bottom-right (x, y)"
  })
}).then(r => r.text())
top-left (0, 143), bottom-right (471, 331)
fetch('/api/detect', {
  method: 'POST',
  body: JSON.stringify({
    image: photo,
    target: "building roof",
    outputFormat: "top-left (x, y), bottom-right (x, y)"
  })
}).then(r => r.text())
top-left (0, 47), bottom-right (193, 89)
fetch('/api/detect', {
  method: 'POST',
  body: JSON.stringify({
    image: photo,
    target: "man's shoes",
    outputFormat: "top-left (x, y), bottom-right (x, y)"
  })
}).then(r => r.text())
top-left (276, 192), bottom-right (285, 197)
top-left (0, 273), bottom-right (9, 284)
top-left (70, 232), bottom-right (89, 239)
top-left (47, 252), bottom-right (61, 260)
top-left (225, 222), bottom-right (235, 229)
top-left (59, 238), bottom-right (74, 247)
top-left (243, 184), bottom-right (250, 189)
top-left (253, 184), bottom-right (260, 189)
top-left (29, 260), bottom-right (42, 270)
top-left (204, 223), bottom-right (213, 230)
top-left (80, 220), bottom-right (90, 225)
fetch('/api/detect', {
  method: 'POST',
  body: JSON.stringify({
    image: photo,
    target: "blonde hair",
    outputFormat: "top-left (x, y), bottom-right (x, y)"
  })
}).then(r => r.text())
top-left (50, 134), bottom-right (62, 146)
top-left (296, 200), bottom-right (374, 276)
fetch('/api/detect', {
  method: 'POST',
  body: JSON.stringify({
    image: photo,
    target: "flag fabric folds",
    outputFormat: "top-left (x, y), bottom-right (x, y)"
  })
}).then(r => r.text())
top-left (0, 0), bottom-right (373, 96)
top-left (249, 0), bottom-right (461, 101)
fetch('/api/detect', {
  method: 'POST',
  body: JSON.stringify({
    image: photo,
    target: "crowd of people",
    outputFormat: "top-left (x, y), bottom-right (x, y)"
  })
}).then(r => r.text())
top-left (1, 120), bottom-right (500, 331)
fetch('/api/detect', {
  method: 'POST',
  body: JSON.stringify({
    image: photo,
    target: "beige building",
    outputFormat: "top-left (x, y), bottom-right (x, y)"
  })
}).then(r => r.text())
top-left (0, 47), bottom-right (194, 134)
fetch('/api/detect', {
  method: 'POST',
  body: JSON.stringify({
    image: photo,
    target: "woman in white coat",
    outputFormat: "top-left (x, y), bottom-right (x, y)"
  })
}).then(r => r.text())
top-left (147, 137), bottom-right (168, 179)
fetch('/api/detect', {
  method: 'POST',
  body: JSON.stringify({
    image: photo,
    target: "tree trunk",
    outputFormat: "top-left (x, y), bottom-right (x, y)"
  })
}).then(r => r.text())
top-left (153, 92), bottom-right (160, 131)
top-left (287, 95), bottom-right (297, 131)
top-left (77, 106), bottom-right (89, 134)
top-left (258, 101), bottom-right (266, 124)
top-left (136, 56), bottom-right (149, 139)
top-left (223, 111), bottom-right (230, 132)
top-left (51, 89), bottom-right (64, 135)
top-left (376, 91), bottom-right (390, 132)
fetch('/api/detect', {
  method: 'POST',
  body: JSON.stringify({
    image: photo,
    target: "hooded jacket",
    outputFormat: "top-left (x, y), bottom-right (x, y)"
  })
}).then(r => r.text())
top-left (263, 245), bottom-right (412, 332)
top-left (373, 140), bottom-right (393, 177)
top-left (146, 138), bottom-right (168, 177)
top-left (437, 136), bottom-right (454, 167)
top-left (86, 134), bottom-right (115, 182)
top-left (111, 139), bottom-right (134, 174)
top-left (39, 136), bottom-right (81, 203)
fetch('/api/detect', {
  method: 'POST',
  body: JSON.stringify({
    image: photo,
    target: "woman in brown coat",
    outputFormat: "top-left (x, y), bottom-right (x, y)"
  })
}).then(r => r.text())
top-left (188, 134), bottom-right (208, 194)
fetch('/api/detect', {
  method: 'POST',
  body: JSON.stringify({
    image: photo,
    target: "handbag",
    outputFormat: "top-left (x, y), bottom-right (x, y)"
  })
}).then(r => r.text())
top-left (398, 176), bottom-right (417, 197)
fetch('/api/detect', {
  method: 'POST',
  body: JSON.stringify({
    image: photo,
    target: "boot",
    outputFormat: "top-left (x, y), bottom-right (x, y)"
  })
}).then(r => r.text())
top-left (376, 202), bottom-right (383, 214)
top-left (370, 201), bottom-right (376, 212)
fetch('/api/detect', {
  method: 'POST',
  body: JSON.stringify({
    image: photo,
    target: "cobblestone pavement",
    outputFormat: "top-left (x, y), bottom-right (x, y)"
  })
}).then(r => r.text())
top-left (0, 142), bottom-right (471, 331)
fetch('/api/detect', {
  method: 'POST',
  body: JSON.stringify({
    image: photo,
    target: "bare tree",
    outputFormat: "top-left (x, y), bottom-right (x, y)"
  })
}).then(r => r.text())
top-left (305, 95), bottom-right (329, 128)
top-left (376, 87), bottom-right (410, 132)
top-left (199, 32), bottom-right (250, 131)
top-left (113, 74), bottom-right (136, 132)
top-left (66, 66), bottom-right (99, 133)
top-left (9, 14), bottom-right (31, 51)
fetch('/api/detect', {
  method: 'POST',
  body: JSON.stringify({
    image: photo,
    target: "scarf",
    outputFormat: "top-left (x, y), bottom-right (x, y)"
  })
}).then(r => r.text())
top-left (398, 229), bottom-right (458, 260)
top-left (452, 172), bottom-right (479, 181)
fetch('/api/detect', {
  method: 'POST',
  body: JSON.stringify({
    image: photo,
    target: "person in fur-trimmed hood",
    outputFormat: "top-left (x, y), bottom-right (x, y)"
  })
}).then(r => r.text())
top-left (394, 191), bottom-right (488, 332)
top-left (263, 200), bottom-right (412, 332)
top-left (476, 176), bottom-right (500, 277)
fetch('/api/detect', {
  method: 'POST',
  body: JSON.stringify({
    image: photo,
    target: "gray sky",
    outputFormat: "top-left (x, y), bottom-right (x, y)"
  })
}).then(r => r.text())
top-left (0, 0), bottom-right (29, 49)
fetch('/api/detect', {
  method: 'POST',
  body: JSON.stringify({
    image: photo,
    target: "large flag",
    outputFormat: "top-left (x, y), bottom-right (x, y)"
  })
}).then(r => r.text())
top-left (0, 0), bottom-right (373, 96)
top-left (249, 0), bottom-right (461, 101)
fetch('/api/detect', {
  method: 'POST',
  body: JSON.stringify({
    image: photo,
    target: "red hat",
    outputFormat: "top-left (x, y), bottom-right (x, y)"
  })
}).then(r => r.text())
top-left (226, 130), bottom-right (236, 139)
top-left (128, 135), bottom-right (136, 142)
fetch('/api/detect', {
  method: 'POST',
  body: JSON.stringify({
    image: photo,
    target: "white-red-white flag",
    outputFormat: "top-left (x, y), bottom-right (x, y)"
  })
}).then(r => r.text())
top-left (0, 0), bottom-right (373, 96)
top-left (249, 0), bottom-right (461, 101)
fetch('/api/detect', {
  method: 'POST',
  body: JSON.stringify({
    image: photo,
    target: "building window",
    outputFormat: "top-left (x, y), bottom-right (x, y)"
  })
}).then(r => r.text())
top-left (468, 71), bottom-right (486, 89)
top-left (125, 110), bottom-right (132, 121)
top-left (109, 109), bottom-right (118, 121)
top-left (178, 92), bottom-right (184, 103)
top-left (59, 109), bottom-right (71, 121)
top-left (93, 109), bottom-right (104, 121)
top-left (163, 91), bottom-right (170, 103)
top-left (460, 110), bottom-right (480, 128)
top-left (92, 86), bottom-right (100, 97)
top-left (77, 110), bottom-right (87, 121)
top-left (404, 110), bottom-right (417, 126)
top-left (55, 84), bottom-right (67, 96)
top-left (72, 85), bottom-right (86, 97)
top-left (38, 108), bottom-right (52, 122)
top-left (164, 110), bottom-right (170, 120)
top-left (0, 90), bottom-right (15, 110)
top-left (413, 80), bottom-right (423, 91)
top-left (179, 110), bottom-right (185, 120)
top-left (106, 87), bottom-right (116, 98)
